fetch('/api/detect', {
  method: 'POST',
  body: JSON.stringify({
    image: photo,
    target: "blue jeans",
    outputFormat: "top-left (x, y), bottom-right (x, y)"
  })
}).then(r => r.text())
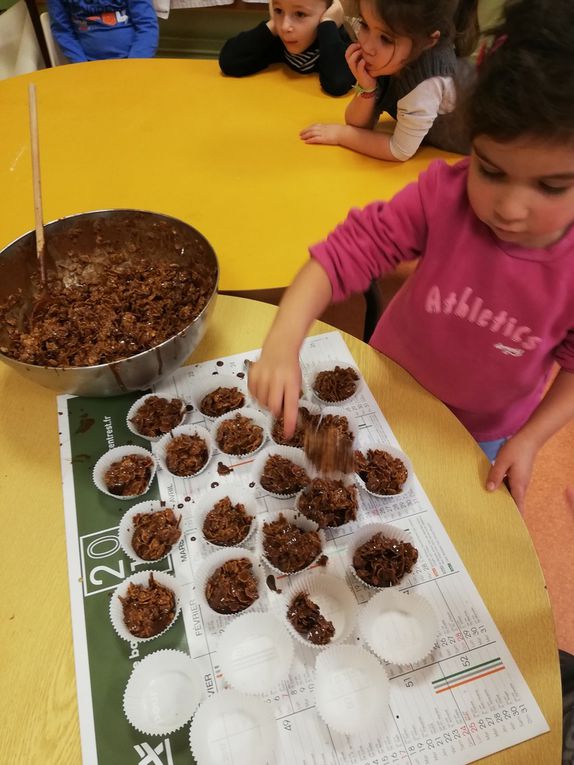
top-left (478, 438), bottom-right (507, 463)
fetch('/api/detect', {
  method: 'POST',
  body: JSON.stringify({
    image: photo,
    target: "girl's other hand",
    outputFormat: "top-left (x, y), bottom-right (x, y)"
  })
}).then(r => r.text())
top-left (248, 349), bottom-right (302, 438)
top-left (300, 123), bottom-right (343, 145)
top-left (485, 435), bottom-right (537, 512)
top-left (321, 0), bottom-right (344, 27)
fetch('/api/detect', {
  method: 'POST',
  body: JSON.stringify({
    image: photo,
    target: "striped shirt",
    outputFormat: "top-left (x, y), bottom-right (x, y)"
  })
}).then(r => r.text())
top-left (284, 46), bottom-right (320, 73)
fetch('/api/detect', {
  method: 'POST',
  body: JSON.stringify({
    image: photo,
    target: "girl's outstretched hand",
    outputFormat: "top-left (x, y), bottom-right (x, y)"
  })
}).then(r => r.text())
top-left (485, 435), bottom-right (537, 512)
top-left (345, 43), bottom-right (377, 90)
top-left (300, 123), bottom-right (344, 145)
top-left (248, 347), bottom-right (302, 438)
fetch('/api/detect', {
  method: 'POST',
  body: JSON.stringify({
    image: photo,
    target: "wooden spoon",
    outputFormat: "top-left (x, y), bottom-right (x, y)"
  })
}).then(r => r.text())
top-left (28, 83), bottom-right (47, 288)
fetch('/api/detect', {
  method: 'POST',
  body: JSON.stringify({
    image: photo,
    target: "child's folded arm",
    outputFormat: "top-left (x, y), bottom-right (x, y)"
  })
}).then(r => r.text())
top-left (389, 78), bottom-right (452, 162)
top-left (128, 0), bottom-right (159, 58)
top-left (316, 20), bottom-right (354, 96)
top-left (219, 22), bottom-right (283, 76)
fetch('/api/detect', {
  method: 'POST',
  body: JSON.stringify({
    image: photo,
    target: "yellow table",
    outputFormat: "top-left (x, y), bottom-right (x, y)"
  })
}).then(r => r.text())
top-left (0, 296), bottom-right (561, 764)
top-left (0, 59), bottom-right (458, 291)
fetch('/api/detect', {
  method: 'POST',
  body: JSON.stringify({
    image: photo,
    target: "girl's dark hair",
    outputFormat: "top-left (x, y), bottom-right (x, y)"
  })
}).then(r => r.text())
top-left (364, 0), bottom-right (479, 57)
top-left (469, 0), bottom-right (574, 144)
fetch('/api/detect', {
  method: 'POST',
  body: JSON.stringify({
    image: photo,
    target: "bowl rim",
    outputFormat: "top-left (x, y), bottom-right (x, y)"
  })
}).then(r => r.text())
top-left (0, 208), bottom-right (219, 372)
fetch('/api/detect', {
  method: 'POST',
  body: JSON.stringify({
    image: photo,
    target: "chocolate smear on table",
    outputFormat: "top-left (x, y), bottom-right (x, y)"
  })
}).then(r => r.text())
top-left (262, 513), bottom-right (322, 573)
top-left (131, 396), bottom-right (185, 438)
top-left (205, 558), bottom-right (259, 614)
top-left (354, 449), bottom-right (408, 495)
top-left (297, 478), bottom-right (357, 528)
top-left (313, 366), bottom-right (359, 402)
top-left (287, 592), bottom-right (335, 645)
top-left (104, 454), bottom-right (153, 496)
top-left (199, 386), bottom-right (245, 418)
top-left (217, 461), bottom-right (233, 475)
top-left (131, 508), bottom-right (181, 561)
top-left (352, 532), bottom-right (418, 587)
top-left (165, 433), bottom-right (208, 476)
top-left (260, 454), bottom-right (310, 495)
top-left (119, 572), bottom-right (176, 638)
top-left (202, 497), bottom-right (252, 546)
top-left (216, 413), bottom-right (263, 455)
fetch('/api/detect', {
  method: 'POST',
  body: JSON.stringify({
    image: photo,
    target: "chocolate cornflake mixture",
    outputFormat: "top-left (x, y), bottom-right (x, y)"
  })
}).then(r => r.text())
top-left (165, 434), bottom-right (208, 476)
top-left (119, 572), bottom-right (176, 638)
top-left (262, 513), bottom-right (322, 573)
top-left (0, 255), bottom-right (215, 367)
top-left (312, 366), bottom-right (359, 402)
top-left (260, 454), bottom-right (310, 495)
top-left (205, 558), bottom-right (259, 614)
top-left (130, 396), bottom-right (185, 438)
top-left (304, 419), bottom-right (354, 474)
top-left (104, 453), bottom-right (153, 496)
top-left (287, 592), bottom-right (335, 645)
top-left (271, 406), bottom-right (319, 448)
top-left (355, 449), bottom-right (408, 495)
top-left (352, 532), bottom-right (418, 587)
top-left (297, 478), bottom-right (358, 528)
top-left (131, 508), bottom-right (182, 561)
top-left (216, 413), bottom-right (263, 455)
top-left (202, 497), bottom-right (252, 546)
top-left (200, 386), bottom-right (245, 418)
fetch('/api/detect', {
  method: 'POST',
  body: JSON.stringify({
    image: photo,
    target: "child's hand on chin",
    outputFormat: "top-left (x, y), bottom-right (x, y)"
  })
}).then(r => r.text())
top-left (300, 124), bottom-right (343, 145)
top-left (345, 43), bottom-right (377, 90)
top-left (485, 435), bottom-right (538, 512)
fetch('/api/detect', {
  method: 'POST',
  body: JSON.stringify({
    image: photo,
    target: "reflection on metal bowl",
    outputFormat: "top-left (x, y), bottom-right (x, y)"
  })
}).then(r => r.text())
top-left (0, 210), bottom-right (219, 397)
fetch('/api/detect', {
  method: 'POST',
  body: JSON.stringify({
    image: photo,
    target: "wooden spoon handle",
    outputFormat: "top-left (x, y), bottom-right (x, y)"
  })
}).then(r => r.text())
top-left (28, 83), bottom-right (46, 286)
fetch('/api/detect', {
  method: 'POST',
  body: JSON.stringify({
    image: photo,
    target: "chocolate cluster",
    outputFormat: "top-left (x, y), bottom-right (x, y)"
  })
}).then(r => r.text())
top-left (165, 434), bottom-right (209, 476)
top-left (130, 396), bottom-right (185, 438)
top-left (200, 386), bottom-right (245, 418)
top-left (132, 508), bottom-right (182, 560)
top-left (262, 513), bottom-right (321, 573)
top-left (304, 416), bottom-right (354, 474)
top-left (287, 592), bottom-right (335, 645)
top-left (216, 413), bottom-right (264, 455)
top-left (119, 572), bottom-right (176, 638)
top-left (312, 366), bottom-right (359, 402)
top-left (260, 454), bottom-right (310, 495)
top-left (352, 532), bottom-right (418, 587)
top-left (1, 253), bottom-right (216, 367)
top-left (297, 478), bottom-right (358, 528)
top-left (271, 406), bottom-right (319, 448)
top-left (355, 449), bottom-right (408, 495)
top-left (202, 497), bottom-right (252, 546)
top-left (205, 558), bottom-right (259, 614)
top-left (104, 453), bottom-right (153, 496)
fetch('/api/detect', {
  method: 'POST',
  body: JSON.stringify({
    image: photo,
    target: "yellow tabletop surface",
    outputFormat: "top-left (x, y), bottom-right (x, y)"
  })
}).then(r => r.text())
top-left (0, 295), bottom-right (561, 764)
top-left (0, 58), bottom-right (459, 291)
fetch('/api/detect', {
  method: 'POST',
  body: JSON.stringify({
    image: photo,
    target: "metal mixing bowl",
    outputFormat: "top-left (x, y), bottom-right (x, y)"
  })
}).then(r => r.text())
top-left (0, 210), bottom-right (219, 397)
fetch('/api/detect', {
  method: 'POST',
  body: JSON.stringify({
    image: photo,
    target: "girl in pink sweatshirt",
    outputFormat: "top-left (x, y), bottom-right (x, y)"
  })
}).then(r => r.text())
top-left (248, 0), bottom-right (574, 511)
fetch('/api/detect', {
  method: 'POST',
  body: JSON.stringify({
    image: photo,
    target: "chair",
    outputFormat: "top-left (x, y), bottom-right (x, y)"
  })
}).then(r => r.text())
top-left (40, 12), bottom-right (68, 66)
top-left (363, 261), bottom-right (417, 342)
top-left (0, 0), bottom-right (46, 79)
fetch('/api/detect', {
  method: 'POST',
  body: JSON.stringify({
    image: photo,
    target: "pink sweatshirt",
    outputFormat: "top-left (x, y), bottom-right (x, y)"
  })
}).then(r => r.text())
top-left (311, 158), bottom-right (574, 441)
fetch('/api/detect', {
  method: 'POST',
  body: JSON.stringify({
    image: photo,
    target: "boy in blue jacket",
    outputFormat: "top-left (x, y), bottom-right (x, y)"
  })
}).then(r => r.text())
top-left (48, 0), bottom-right (158, 63)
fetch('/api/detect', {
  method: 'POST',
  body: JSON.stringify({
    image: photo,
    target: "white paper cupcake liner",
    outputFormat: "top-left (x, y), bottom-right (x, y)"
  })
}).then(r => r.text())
top-left (156, 424), bottom-right (214, 479)
top-left (354, 444), bottom-right (414, 499)
top-left (191, 373), bottom-right (248, 421)
top-left (217, 612), bottom-right (294, 695)
top-left (194, 484), bottom-right (259, 549)
top-left (347, 522), bottom-right (417, 590)
top-left (256, 508), bottom-right (325, 576)
top-left (118, 500), bottom-right (183, 563)
top-left (109, 570), bottom-right (182, 643)
top-left (280, 571), bottom-right (358, 650)
top-left (189, 689), bottom-right (277, 765)
top-left (194, 548), bottom-right (265, 620)
top-left (123, 649), bottom-right (204, 735)
top-left (269, 399), bottom-right (321, 449)
top-left (252, 445), bottom-right (311, 499)
top-left (126, 393), bottom-right (187, 442)
top-left (306, 359), bottom-right (363, 405)
top-left (93, 445), bottom-right (157, 500)
top-left (211, 407), bottom-right (269, 458)
top-left (314, 644), bottom-right (389, 735)
top-left (359, 589), bottom-right (439, 666)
